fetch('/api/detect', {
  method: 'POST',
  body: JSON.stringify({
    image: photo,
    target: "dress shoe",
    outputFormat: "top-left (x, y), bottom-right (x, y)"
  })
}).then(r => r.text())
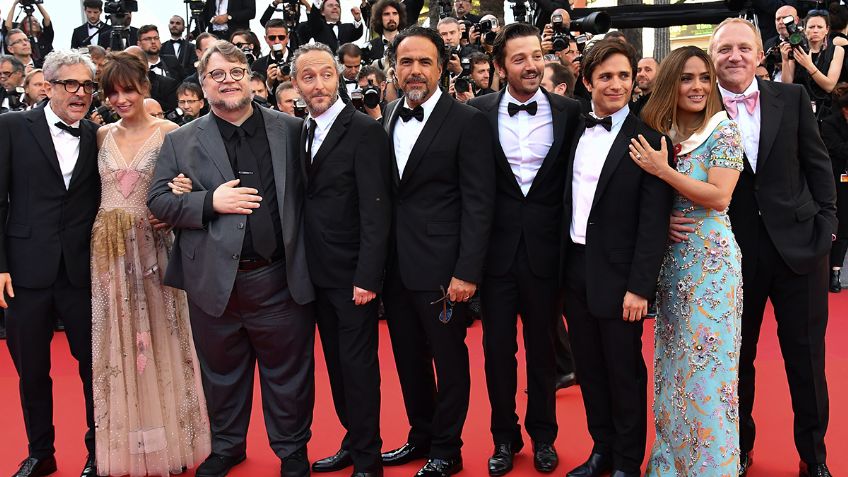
top-left (800, 461), bottom-right (833, 477)
top-left (739, 451), bottom-right (753, 477)
top-left (831, 269), bottom-right (842, 293)
top-left (381, 442), bottom-right (429, 466)
top-left (12, 456), bottom-right (57, 477)
top-left (533, 443), bottom-right (558, 473)
top-left (351, 472), bottom-right (383, 477)
top-left (282, 447), bottom-right (309, 477)
top-left (555, 372), bottom-right (578, 390)
top-left (415, 458), bottom-right (463, 477)
top-left (80, 455), bottom-right (97, 477)
top-left (312, 448), bottom-right (352, 472)
top-left (610, 471), bottom-right (640, 477)
top-left (488, 442), bottom-right (523, 476)
top-left (196, 453), bottom-right (246, 477)
top-left (566, 453), bottom-right (612, 477)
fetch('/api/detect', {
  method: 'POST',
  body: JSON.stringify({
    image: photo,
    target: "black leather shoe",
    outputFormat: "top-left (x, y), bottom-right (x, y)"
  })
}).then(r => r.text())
top-left (80, 455), bottom-right (96, 477)
top-left (312, 448), bottom-right (352, 472)
top-left (381, 443), bottom-right (429, 466)
top-left (488, 442), bottom-right (523, 476)
top-left (415, 458), bottom-right (463, 477)
top-left (610, 471), bottom-right (640, 477)
top-left (351, 472), bottom-right (384, 477)
top-left (196, 453), bottom-right (247, 477)
top-left (533, 443), bottom-right (558, 473)
top-left (555, 372), bottom-right (578, 390)
top-left (12, 456), bottom-right (57, 477)
top-left (282, 447), bottom-right (309, 477)
top-left (831, 269), bottom-right (842, 293)
top-left (800, 462), bottom-right (833, 477)
top-left (566, 453), bottom-right (612, 477)
top-left (739, 452), bottom-right (753, 477)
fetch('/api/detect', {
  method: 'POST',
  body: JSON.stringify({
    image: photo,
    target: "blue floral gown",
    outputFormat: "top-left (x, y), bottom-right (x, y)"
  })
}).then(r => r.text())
top-left (646, 114), bottom-right (744, 477)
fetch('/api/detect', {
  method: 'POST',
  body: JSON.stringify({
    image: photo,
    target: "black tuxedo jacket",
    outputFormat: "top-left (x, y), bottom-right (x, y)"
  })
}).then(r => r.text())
top-left (0, 107), bottom-right (100, 288)
top-left (561, 113), bottom-right (672, 318)
top-left (150, 54), bottom-right (184, 82)
top-left (726, 79), bottom-right (837, 276)
top-left (533, 0), bottom-right (570, 30)
top-left (71, 22), bottom-right (111, 49)
top-left (301, 103), bottom-right (392, 292)
top-left (468, 89), bottom-right (581, 279)
top-left (365, 36), bottom-right (388, 61)
top-left (162, 39), bottom-right (198, 76)
top-left (149, 71), bottom-right (179, 112)
top-left (203, 0), bottom-right (256, 33)
top-left (304, 6), bottom-right (363, 52)
top-left (383, 93), bottom-right (495, 289)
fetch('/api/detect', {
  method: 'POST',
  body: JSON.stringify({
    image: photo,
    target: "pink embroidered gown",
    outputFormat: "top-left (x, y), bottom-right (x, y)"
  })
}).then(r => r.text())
top-left (91, 127), bottom-right (211, 476)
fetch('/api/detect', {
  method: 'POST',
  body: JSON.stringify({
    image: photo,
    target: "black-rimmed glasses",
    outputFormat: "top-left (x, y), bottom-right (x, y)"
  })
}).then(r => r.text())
top-left (204, 67), bottom-right (248, 83)
top-left (430, 285), bottom-right (455, 324)
top-left (50, 79), bottom-right (98, 94)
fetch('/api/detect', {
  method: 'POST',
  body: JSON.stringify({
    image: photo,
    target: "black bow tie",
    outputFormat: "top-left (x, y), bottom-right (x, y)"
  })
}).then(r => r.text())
top-left (329, 21), bottom-right (341, 27)
top-left (55, 122), bottom-right (81, 137)
top-left (507, 101), bottom-right (537, 117)
top-left (149, 62), bottom-right (162, 70)
top-left (344, 78), bottom-right (358, 85)
top-left (582, 113), bottom-right (613, 131)
top-left (399, 105), bottom-right (424, 122)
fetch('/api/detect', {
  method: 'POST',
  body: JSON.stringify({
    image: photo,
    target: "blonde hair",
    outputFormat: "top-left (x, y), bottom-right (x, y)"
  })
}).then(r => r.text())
top-left (709, 18), bottom-right (764, 54)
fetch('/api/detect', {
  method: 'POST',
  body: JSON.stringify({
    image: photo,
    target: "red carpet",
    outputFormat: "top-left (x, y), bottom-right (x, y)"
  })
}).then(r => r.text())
top-left (1, 295), bottom-right (846, 477)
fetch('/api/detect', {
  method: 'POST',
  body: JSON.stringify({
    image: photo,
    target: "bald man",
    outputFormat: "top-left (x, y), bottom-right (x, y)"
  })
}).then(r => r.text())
top-left (763, 5), bottom-right (799, 80)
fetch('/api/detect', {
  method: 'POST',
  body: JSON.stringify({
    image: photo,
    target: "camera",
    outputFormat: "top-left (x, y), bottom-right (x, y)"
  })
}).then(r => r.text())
top-left (166, 107), bottom-right (195, 125)
top-left (0, 87), bottom-right (26, 114)
top-left (271, 44), bottom-right (291, 76)
top-left (784, 16), bottom-right (809, 54)
top-left (550, 13), bottom-right (570, 52)
top-left (92, 104), bottom-right (120, 124)
top-left (240, 44), bottom-right (256, 65)
top-left (454, 57), bottom-right (472, 94)
top-left (104, 0), bottom-right (138, 15)
top-left (362, 79), bottom-right (381, 109)
top-left (184, 0), bottom-right (205, 14)
top-left (19, 0), bottom-right (44, 7)
top-left (474, 18), bottom-right (498, 45)
top-left (293, 98), bottom-right (308, 118)
top-left (508, 0), bottom-right (528, 23)
top-left (437, 0), bottom-right (452, 19)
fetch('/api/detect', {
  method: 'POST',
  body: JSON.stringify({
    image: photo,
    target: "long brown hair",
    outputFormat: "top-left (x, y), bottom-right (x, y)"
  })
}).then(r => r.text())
top-left (640, 46), bottom-right (724, 135)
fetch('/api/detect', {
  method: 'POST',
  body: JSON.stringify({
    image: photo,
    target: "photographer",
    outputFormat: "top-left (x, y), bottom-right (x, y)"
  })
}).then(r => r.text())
top-left (355, 64), bottom-right (386, 119)
top-left (764, 5), bottom-right (799, 80)
top-left (467, 51), bottom-right (494, 95)
top-left (533, 0), bottom-right (570, 30)
top-left (71, 0), bottom-right (111, 49)
top-left (174, 81), bottom-right (205, 122)
top-left (250, 71), bottom-right (271, 102)
top-left (0, 54), bottom-right (25, 112)
top-left (438, 17), bottom-right (476, 75)
top-left (229, 29), bottom-right (262, 64)
top-left (338, 42), bottom-right (363, 95)
top-left (300, 0), bottom-right (363, 52)
top-left (275, 80), bottom-right (300, 115)
top-left (780, 11), bottom-right (844, 120)
top-left (21, 67), bottom-right (46, 108)
top-left (252, 19), bottom-right (294, 94)
top-left (365, 0), bottom-right (406, 62)
top-left (202, 0), bottom-right (256, 39)
top-left (453, 0), bottom-right (480, 23)
top-left (4, 0), bottom-right (53, 66)
top-left (540, 9), bottom-right (587, 100)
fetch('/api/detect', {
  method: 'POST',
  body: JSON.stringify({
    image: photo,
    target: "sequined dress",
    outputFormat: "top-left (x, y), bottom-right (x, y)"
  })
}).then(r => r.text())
top-left (91, 127), bottom-right (211, 476)
top-left (645, 114), bottom-right (744, 477)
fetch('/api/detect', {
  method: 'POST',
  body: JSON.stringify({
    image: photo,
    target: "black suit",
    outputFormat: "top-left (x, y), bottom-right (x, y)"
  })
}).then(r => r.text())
top-left (561, 112), bottom-right (672, 473)
top-left (149, 54), bottom-right (184, 81)
top-left (148, 71), bottom-right (179, 112)
top-left (728, 79), bottom-right (835, 465)
top-left (820, 112), bottom-right (848, 267)
top-left (303, 6), bottom-right (363, 52)
top-left (203, 0), bottom-right (256, 38)
top-left (0, 107), bottom-right (100, 459)
top-left (71, 22), bottom-right (111, 49)
top-left (533, 0), bottom-right (570, 30)
top-left (468, 90), bottom-right (580, 447)
top-left (161, 39), bottom-right (198, 77)
top-left (302, 102), bottom-right (391, 472)
top-left (382, 92), bottom-right (495, 459)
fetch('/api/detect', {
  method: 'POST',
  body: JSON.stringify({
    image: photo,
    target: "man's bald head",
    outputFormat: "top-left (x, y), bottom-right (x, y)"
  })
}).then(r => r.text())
top-left (775, 5), bottom-right (799, 38)
top-left (125, 45), bottom-right (148, 64)
top-left (552, 8), bottom-right (571, 28)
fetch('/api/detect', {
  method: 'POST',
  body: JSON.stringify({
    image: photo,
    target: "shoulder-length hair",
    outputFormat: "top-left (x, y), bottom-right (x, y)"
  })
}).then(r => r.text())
top-left (99, 51), bottom-right (150, 98)
top-left (640, 46), bottom-right (724, 135)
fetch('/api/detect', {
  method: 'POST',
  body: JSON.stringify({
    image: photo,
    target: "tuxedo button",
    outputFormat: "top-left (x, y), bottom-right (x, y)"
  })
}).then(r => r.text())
top-left (589, 221), bottom-right (595, 226)
top-left (232, 253), bottom-right (240, 260)
top-left (237, 222), bottom-right (244, 229)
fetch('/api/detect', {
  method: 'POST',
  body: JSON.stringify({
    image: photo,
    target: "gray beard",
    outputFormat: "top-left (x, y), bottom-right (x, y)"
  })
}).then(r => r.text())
top-left (306, 92), bottom-right (339, 117)
top-left (210, 94), bottom-right (252, 113)
top-left (405, 87), bottom-right (429, 103)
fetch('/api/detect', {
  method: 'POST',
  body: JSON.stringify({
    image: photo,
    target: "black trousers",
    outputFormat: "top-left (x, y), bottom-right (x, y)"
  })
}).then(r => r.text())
top-left (5, 259), bottom-right (94, 458)
top-left (187, 260), bottom-right (315, 460)
top-left (383, 262), bottom-right (470, 460)
top-left (481, 241), bottom-right (558, 446)
top-left (315, 287), bottom-right (382, 472)
top-left (739, 221), bottom-right (829, 464)
top-left (562, 247), bottom-right (647, 474)
top-left (555, 315), bottom-right (575, 376)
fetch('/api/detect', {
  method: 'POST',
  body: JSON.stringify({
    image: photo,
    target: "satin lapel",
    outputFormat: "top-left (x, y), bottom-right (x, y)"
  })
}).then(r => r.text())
top-left (262, 109), bottom-right (289, 213)
top-left (310, 103), bottom-right (354, 177)
top-left (529, 90), bottom-right (568, 195)
top-left (299, 120), bottom-right (309, 185)
top-left (384, 100), bottom-right (402, 186)
top-left (401, 93), bottom-right (452, 184)
top-left (590, 114), bottom-right (636, 211)
top-left (564, 116), bottom-right (586, 202)
top-left (26, 109), bottom-right (63, 182)
top-left (756, 78), bottom-right (782, 171)
top-left (67, 121), bottom-right (96, 191)
top-left (195, 114), bottom-right (236, 181)
top-left (487, 90), bottom-right (522, 195)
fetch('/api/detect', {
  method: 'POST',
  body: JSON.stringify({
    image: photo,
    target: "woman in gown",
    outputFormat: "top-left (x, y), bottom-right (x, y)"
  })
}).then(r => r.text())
top-left (91, 52), bottom-right (210, 476)
top-left (630, 46), bottom-right (744, 476)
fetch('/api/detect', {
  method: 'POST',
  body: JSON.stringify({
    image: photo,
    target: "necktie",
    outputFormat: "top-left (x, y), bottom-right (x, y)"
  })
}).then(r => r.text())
top-left (235, 127), bottom-right (276, 260)
top-left (723, 91), bottom-right (759, 119)
top-left (582, 113), bottom-right (612, 132)
top-left (55, 122), bottom-right (81, 137)
top-left (306, 118), bottom-right (318, 164)
top-left (399, 105), bottom-right (424, 122)
top-left (507, 101), bottom-right (537, 117)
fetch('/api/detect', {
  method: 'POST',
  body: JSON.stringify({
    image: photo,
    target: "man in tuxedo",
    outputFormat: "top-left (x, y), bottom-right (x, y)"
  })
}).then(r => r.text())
top-left (71, 0), bottom-right (111, 49)
top-left (138, 25), bottom-right (184, 81)
top-left (125, 46), bottom-right (179, 112)
top-left (675, 18), bottom-right (834, 477)
top-left (183, 32), bottom-right (218, 85)
top-left (466, 23), bottom-right (580, 477)
top-left (253, 19), bottom-right (294, 97)
top-left (379, 26), bottom-right (495, 477)
top-left (301, 0), bottom-right (363, 53)
top-left (162, 15), bottom-right (198, 79)
top-left (148, 40), bottom-right (315, 477)
top-left (452, 0), bottom-right (480, 23)
top-left (630, 57), bottom-right (656, 116)
top-left (365, 0), bottom-right (407, 62)
top-left (203, 0), bottom-right (256, 39)
top-left (338, 43), bottom-right (363, 96)
top-left (0, 49), bottom-right (101, 477)
top-left (288, 42), bottom-right (391, 477)
top-left (561, 39), bottom-right (672, 477)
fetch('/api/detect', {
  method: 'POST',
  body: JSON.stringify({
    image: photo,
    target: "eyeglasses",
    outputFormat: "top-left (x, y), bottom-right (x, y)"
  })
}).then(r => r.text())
top-left (0, 71), bottom-right (17, 78)
top-left (429, 285), bottom-right (455, 324)
top-left (267, 34), bottom-right (287, 41)
top-left (234, 42), bottom-right (252, 49)
top-left (8, 38), bottom-right (29, 47)
top-left (177, 99), bottom-right (201, 105)
top-left (204, 67), bottom-right (248, 83)
top-left (50, 79), bottom-right (98, 94)
top-left (139, 36), bottom-right (160, 42)
top-left (807, 9), bottom-right (829, 17)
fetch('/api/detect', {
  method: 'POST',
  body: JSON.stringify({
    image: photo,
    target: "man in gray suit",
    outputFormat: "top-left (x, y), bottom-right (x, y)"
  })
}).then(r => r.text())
top-left (147, 40), bottom-right (315, 477)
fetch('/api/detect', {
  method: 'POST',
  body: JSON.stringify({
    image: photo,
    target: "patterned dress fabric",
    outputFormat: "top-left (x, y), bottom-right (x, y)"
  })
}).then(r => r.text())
top-left (91, 127), bottom-right (211, 476)
top-left (646, 114), bottom-right (744, 477)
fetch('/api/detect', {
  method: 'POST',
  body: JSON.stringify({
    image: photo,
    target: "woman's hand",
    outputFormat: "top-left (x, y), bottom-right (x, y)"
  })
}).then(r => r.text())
top-left (793, 46), bottom-right (815, 71)
top-left (168, 173), bottom-right (193, 195)
top-left (629, 135), bottom-right (672, 179)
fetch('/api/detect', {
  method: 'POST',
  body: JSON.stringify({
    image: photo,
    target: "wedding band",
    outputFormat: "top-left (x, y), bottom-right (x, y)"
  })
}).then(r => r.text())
top-left (635, 153), bottom-right (642, 159)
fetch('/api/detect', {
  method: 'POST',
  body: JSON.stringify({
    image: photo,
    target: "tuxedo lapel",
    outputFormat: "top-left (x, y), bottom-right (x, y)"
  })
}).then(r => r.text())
top-left (385, 100), bottom-right (402, 186)
top-left (299, 120), bottom-right (310, 185)
top-left (528, 90), bottom-right (568, 195)
top-left (591, 114), bottom-right (636, 211)
top-left (486, 90), bottom-right (523, 196)
top-left (401, 93), bottom-right (452, 184)
top-left (26, 109), bottom-right (63, 183)
top-left (564, 116), bottom-right (586, 203)
top-left (67, 121), bottom-right (97, 191)
top-left (195, 114), bottom-right (236, 181)
top-left (310, 103), bottom-right (354, 177)
top-left (756, 78), bottom-right (782, 171)
top-left (262, 108), bottom-right (289, 215)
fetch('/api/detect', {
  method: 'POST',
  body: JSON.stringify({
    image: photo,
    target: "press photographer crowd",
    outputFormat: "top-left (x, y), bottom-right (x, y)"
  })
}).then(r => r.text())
top-left (0, 0), bottom-right (844, 476)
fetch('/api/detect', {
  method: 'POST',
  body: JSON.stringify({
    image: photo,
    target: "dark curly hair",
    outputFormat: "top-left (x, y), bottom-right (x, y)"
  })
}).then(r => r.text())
top-left (371, 0), bottom-right (408, 36)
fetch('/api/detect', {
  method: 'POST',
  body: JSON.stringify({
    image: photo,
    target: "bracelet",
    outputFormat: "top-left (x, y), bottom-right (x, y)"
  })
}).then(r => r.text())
top-left (810, 69), bottom-right (819, 76)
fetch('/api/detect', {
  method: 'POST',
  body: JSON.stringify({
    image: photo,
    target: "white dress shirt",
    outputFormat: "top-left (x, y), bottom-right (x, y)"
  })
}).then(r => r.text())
top-left (87, 22), bottom-right (101, 38)
top-left (149, 59), bottom-right (165, 77)
top-left (719, 80), bottom-right (760, 172)
top-left (213, 0), bottom-right (229, 31)
top-left (309, 97), bottom-right (346, 160)
top-left (392, 88), bottom-right (442, 177)
top-left (498, 87), bottom-right (553, 196)
top-left (570, 104), bottom-right (630, 244)
top-left (43, 101), bottom-right (82, 190)
top-left (171, 39), bottom-right (182, 58)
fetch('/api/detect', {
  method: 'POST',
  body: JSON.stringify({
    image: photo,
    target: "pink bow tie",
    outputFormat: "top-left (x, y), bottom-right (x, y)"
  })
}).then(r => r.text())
top-left (723, 91), bottom-right (759, 119)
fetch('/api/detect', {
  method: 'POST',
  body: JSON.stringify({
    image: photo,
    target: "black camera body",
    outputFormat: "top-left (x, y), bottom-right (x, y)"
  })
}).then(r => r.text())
top-left (184, 0), bottom-right (205, 15)
top-left (293, 98), bottom-right (308, 118)
top-left (784, 16), bottom-right (809, 55)
top-left (550, 14), bottom-right (570, 52)
top-left (438, 0), bottom-right (452, 19)
top-left (474, 18), bottom-right (498, 44)
top-left (166, 108), bottom-right (195, 125)
top-left (104, 0), bottom-right (138, 15)
top-left (508, 0), bottom-right (528, 23)
top-left (19, 0), bottom-right (44, 7)
top-left (454, 56), bottom-right (473, 94)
